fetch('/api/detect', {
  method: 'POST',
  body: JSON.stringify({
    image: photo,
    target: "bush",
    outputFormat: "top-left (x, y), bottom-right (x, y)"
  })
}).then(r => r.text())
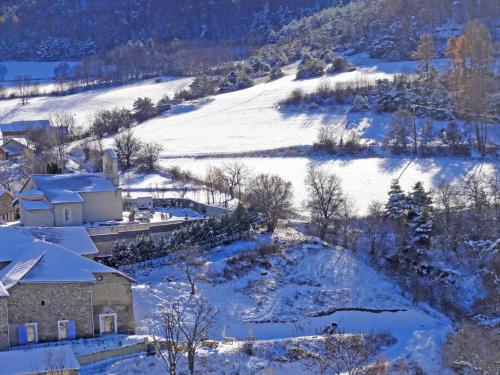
top-left (269, 66), bottom-right (285, 80)
top-left (328, 56), bottom-right (354, 73)
top-left (257, 242), bottom-right (281, 257)
top-left (296, 58), bottom-right (325, 79)
top-left (280, 88), bottom-right (305, 106)
top-left (219, 69), bottom-right (254, 93)
top-left (313, 126), bottom-right (337, 154)
top-left (351, 94), bottom-right (369, 111)
top-left (91, 107), bottom-right (132, 137)
top-left (133, 97), bottom-right (157, 122)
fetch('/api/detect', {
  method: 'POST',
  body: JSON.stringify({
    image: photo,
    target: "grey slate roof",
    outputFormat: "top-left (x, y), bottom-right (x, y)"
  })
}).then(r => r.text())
top-left (31, 173), bottom-right (117, 204)
top-left (0, 120), bottom-right (50, 133)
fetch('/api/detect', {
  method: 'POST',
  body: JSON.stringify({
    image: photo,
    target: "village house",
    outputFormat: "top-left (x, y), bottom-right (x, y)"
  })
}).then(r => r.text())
top-left (0, 120), bottom-right (52, 142)
top-left (0, 138), bottom-right (31, 160)
top-left (0, 226), bottom-right (135, 351)
top-left (17, 149), bottom-right (122, 227)
top-left (0, 345), bottom-right (80, 375)
top-left (0, 188), bottom-right (16, 222)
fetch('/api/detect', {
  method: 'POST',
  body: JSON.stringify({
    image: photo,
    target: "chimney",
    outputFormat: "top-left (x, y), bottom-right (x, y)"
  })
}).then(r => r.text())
top-left (103, 148), bottom-right (119, 186)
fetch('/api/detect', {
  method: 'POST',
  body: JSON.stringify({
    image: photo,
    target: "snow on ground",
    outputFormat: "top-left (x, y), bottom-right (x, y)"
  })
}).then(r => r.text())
top-left (0, 76), bottom-right (192, 127)
top-left (161, 156), bottom-right (498, 214)
top-left (97, 229), bottom-right (450, 374)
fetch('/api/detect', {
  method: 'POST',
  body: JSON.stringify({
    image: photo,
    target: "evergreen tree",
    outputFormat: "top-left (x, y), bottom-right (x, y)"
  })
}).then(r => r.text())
top-left (386, 180), bottom-right (409, 219)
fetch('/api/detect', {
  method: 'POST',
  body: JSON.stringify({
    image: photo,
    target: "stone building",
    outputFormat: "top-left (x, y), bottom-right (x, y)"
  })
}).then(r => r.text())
top-left (17, 148), bottom-right (122, 227)
top-left (0, 227), bottom-right (135, 350)
top-left (0, 138), bottom-right (31, 160)
top-left (0, 188), bottom-right (16, 222)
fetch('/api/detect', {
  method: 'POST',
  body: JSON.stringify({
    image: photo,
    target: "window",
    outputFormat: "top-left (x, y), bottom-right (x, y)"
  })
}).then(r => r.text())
top-left (58, 320), bottom-right (68, 340)
top-left (57, 320), bottom-right (76, 340)
top-left (18, 322), bottom-right (38, 345)
top-left (64, 208), bottom-right (71, 222)
top-left (99, 313), bottom-right (117, 335)
top-left (26, 323), bottom-right (37, 343)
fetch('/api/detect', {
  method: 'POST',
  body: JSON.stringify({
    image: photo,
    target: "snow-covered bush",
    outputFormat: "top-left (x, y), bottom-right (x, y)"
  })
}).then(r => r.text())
top-left (219, 69), bottom-right (254, 93)
top-left (296, 58), bottom-right (325, 79)
top-left (351, 94), bottom-right (369, 112)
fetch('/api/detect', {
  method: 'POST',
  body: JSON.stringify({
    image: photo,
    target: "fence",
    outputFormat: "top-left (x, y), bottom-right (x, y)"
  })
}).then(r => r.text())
top-left (77, 339), bottom-right (149, 366)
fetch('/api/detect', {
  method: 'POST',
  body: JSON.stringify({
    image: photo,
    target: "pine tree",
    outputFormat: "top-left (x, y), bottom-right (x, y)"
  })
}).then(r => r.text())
top-left (386, 180), bottom-right (409, 219)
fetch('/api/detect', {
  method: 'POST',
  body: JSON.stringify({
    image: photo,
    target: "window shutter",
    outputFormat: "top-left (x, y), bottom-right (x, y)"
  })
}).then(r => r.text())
top-left (17, 325), bottom-right (27, 345)
top-left (68, 320), bottom-right (76, 339)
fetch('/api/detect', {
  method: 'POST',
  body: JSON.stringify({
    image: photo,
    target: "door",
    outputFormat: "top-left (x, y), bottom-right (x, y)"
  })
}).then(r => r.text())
top-left (99, 313), bottom-right (117, 335)
top-left (58, 320), bottom-right (68, 340)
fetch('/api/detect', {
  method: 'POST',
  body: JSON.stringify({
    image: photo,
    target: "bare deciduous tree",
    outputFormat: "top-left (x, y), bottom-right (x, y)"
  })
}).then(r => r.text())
top-left (15, 75), bottom-right (33, 105)
top-left (114, 129), bottom-right (142, 169)
top-left (178, 298), bottom-right (219, 375)
top-left (305, 166), bottom-right (344, 240)
top-left (182, 247), bottom-right (206, 295)
top-left (245, 173), bottom-right (294, 232)
top-left (222, 162), bottom-right (249, 200)
top-left (153, 300), bottom-right (185, 375)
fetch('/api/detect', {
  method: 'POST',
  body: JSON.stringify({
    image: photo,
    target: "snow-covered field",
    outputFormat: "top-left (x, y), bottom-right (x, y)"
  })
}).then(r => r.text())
top-left (0, 76), bottom-right (192, 126)
top-left (96, 229), bottom-right (450, 374)
top-left (160, 156), bottom-right (497, 214)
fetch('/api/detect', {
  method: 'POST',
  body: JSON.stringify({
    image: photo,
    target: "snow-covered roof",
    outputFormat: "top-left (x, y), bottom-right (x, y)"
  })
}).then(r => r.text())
top-left (20, 199), bottom-right (52, 211)
top-left (0, 226), bottom-right (98, 260)
top-left (17, 188), bottom-right (45, 199)
top-left (105, 148), bottom-right (118, 159)
top-left (0, 120), bottom-right (50, 133)
top-left (0, 240), bottom-right (133, 288)
top-left (30, 173), bottom-right (117, 204)
top-left (1, 138), bottom-right (30, 155)
top-left (0, 281), bottom-right (8, 298)
top-left (0, 345), bottom-right (80, 374)
top-left (0, 188), bottom-right (14, 199)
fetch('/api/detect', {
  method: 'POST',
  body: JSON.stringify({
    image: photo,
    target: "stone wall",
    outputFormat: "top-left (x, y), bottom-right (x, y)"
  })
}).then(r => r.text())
top-left (7, 283), bottom-right (94, 346)
top-left (0, 299), bottom-right (9, 350)
top-left (91, 273), bottom-right (135, 335)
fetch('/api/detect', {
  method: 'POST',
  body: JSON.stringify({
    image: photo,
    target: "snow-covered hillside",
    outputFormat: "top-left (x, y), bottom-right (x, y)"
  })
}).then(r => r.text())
top-left (96, 229), bottom-right (450, 374)
top-left (0, 75), bottom-right (192, 126)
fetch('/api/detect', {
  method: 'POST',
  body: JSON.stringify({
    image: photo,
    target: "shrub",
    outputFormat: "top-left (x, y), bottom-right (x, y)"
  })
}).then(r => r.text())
top-left (269, 66), bottom-right (285, 80)
top-left (351, 94), bottom-right (369, 111)
top-left (328, 56), bottom-right (353, 73)
top-left (219, 69), bottom-right (254, 93)
top-left (133, 97), bottom-right (157, 122)
top-left (280, 88), bottom-right (305, 106)
top-left (257, 242), bottom-right (281, 257)
top-left (296, 58), bottom-right (325, 79)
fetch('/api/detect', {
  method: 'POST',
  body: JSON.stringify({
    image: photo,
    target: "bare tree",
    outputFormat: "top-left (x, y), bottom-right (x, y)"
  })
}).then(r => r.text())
top-left (174, 181), bottom-right (189, 199)
top-left (41, 350), bottom-right (68, 375)
top-left (114, 129), bottom-right (142, 169)
top-left (203, 167), bottom-right (219, 204)
top-left (365, 200), bottom-right (385, 256)
top-left (385, 110), bottom-right (414, 153)
top-left (153, 300), bottom-right (185, 375)
top-left (443, 321), bottom-right (500, 375)
top-left (222, 162), bottom-right (249, 200)
top-left (245, 173), bottom-right (294, 232)
top-left (50, 112), bottom-right (76, 170)
top-left (178, 297), bottom-right (219, 375)
top-left (15, 75), bottom-right (33, 105)
top-left (182, 247), bottom-right (206, 295)
top-left (139, 142), bottom-right (163, 172)
top-left (0, 64), bottom-right (7, 81)
top-left (307, 330), bottom-right (382, 375)
top-left (305, 166), bottom-right (344, 240)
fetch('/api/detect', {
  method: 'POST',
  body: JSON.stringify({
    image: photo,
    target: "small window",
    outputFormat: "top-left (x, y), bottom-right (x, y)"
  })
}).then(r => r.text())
top-left (41, 300), bottom-right (45, 306)
top-left (58, 320), bottom-right (69, 340)
top-left (26, 323), bottom-right (37, 343)
top-left (64, 208), bottom-right (71, 222)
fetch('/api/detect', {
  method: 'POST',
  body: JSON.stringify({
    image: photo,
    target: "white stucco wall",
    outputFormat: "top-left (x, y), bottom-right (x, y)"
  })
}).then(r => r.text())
top-left (20, 205), bottom-right (54, 226)
top-left (81, 190), bottom-right (123, 223)
top-left (54, 203), bottom-right (83, 226)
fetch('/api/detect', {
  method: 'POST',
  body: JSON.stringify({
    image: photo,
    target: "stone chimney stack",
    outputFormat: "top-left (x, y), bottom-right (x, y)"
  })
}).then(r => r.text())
top-left (103, 148), bottom-right (119, 186)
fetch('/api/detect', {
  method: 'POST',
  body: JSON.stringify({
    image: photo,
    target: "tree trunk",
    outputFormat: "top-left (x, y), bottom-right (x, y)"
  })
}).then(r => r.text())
top-left (188, 349), bottom-right (195, 375)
